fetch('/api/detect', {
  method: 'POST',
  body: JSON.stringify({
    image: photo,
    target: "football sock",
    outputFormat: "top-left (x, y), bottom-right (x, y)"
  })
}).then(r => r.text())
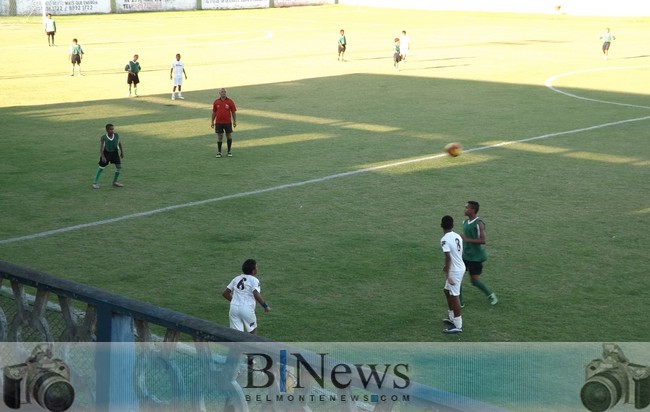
top-left (453, 316), bottom-right (462, 329)
top-left (227, 138), bottom-right (232, 152)
top-left (217, 141), bottom-right (223, 152)
top-left (448, 310), bottom-right (454, 321)
top-left (459, 287), bottom-right (464, 306)
top-left (472, 280), bottom-right (493, 297)
top-left (113, 169), bottom-right (121, 183)
top-left (93, 167), bottom-right (104, 183)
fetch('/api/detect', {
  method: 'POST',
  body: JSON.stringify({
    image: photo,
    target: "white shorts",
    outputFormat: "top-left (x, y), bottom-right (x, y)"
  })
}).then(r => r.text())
top-left (444, 270), bottom-right (465, 296)
top-left (173, 76), bottom-right (183, 86)
top-left (229, 304), bottom-right (257, 332)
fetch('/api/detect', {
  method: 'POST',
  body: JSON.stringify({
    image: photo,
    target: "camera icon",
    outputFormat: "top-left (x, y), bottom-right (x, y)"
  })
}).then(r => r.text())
top-left (3, 343), bottom-right (75, 411)
top-left (580, 343), bottom-right (650, 412)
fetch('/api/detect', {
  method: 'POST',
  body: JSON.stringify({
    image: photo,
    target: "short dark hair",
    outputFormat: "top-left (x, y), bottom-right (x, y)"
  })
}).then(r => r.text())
top-left (467, 201), bottom-right (480, 213)
top-left (441, 215), bottom-right (454, 230)
top-left (105, 123), bottom-right (114, 131)
top-left (242, 259), bottom-right (257, 275)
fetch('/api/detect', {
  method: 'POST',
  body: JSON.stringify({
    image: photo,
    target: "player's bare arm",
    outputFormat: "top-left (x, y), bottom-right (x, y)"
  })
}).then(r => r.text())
top-left (222, 288), bottom-right (232, 302)
top-left (254, 290), bottom-right (270, 313)
top-left (443, 252), bottom-right (455, 284)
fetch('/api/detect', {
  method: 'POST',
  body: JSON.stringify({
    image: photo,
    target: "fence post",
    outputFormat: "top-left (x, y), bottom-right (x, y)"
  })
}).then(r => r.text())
top-left (95, 303), bottom-right (139, 412)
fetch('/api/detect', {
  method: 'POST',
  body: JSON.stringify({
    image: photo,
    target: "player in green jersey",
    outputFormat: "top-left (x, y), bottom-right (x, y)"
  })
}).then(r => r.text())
top-left (125, 54), bottom-right (141, 97)
top-left (461, 201), bottom-right (497, 306)
top-left (337, 29), bottom-right (347, 61)
top-left (68, 38), bottom-right (84, 76)
top-left (92, 124), bottom-right (124, 189)
top-left (600, 28), bottom-right (616, 59)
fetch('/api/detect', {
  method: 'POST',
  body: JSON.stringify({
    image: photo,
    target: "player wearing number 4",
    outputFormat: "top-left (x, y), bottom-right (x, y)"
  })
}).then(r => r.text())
top-left (222, 259), bottom-right (270, 335)
top-left (440, 215), bottom-right (466, 334)
top-left (170, 53), bottom-right (187, 100)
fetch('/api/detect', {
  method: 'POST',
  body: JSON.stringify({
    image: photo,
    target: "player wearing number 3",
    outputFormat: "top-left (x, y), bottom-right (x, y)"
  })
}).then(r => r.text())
top-left (222, 259), bottom-right (270, 335)
top-left (440, 215), bottom-right (465, 334)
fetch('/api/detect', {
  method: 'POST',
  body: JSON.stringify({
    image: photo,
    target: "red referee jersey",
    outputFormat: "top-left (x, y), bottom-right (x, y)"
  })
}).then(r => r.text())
top-left (212, 98), bottom-right (237, 123)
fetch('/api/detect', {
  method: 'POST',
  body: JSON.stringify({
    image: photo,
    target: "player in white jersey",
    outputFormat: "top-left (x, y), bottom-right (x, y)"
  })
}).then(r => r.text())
top-left (399, 30), bottom-right (410, 61)
top-left (222, 259), bottom-right (270, 335)
top-left (439, 215), bottom-right (466, 333)
top-left (170, 53), bottom-right (187, 100)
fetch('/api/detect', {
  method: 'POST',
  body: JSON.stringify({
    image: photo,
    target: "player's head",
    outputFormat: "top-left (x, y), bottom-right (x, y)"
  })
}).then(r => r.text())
top-left (47, 13), bottom-right (52, 18)
top-left (242, 259), bottom-right (257, 275)
top-left (394, 38), bottom-right (400, 43)
top-left (402, 30), bottom-right (406, 35)
top-left (441, 215), bottom-right (454, 230)
top-left (133, 54), bottom-right (139, 61)
top-left (340, 29), bottom-right (344, 34)
top-left (466, 201), bottom-right (480, 215)
top-left (175, 53), bottom-right (181, 60)
top-left (72, 38), bottom-right (78, 44)
top-left (105, 123), bottom-right (114, 133)
top-left (219, 88), bottom-right (227, 98)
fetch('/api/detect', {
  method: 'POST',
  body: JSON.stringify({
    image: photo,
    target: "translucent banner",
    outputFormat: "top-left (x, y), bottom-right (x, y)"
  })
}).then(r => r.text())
top-left (1, 342), bottom-right (648, 411)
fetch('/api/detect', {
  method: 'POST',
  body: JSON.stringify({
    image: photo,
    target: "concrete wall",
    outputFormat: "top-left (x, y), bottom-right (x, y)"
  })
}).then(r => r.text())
top-left (7, 0), bottom-right (649, 18)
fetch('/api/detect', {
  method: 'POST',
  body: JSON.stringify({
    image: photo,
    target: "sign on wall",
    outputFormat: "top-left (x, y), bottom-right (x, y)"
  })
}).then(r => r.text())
top-left (201, 0), bottom-right (269, 10)
top-left (26, 0), bottom-right (110, 15)
top-left (114, 0), bottom-right (196, 12)
top-left (273, 0), bottom-right (335, 6)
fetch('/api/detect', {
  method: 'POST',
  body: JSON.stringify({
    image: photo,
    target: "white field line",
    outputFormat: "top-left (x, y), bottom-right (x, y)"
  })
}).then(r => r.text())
top-left (2, 67), bottom-right (648, 245)
top-left (545, 65), bottom-right (650, 110)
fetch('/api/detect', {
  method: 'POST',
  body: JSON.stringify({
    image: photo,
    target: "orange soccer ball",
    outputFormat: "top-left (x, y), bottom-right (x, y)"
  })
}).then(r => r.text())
top-left (445, 143), bottom-right (463, 157)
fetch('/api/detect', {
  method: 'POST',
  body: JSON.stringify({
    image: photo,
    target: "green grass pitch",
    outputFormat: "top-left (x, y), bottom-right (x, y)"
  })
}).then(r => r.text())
top-left (0, 6), bottom-right (649, 342)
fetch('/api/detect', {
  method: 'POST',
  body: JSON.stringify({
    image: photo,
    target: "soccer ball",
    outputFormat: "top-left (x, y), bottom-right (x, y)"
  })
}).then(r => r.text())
top-left (445, 143), bottom-right (463, 157)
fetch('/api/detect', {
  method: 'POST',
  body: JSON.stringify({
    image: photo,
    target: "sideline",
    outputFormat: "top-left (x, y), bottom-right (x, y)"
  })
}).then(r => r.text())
top-left (2, 114), bottom-right (649, 246)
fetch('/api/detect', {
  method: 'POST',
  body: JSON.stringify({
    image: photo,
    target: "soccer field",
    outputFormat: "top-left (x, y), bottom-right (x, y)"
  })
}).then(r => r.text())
top-left (0, 6), bottom-right (649, 342)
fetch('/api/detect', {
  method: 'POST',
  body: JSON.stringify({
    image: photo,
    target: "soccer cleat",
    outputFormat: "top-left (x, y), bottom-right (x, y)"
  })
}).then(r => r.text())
top-left (227, 152), bottom-right (232, 157)
top-left (178, 94), bottom-right (184, 99)
top-left (443, 325), bottom-right (463, 334)
top-left (216, 152), bottom-right (222, 158)
top-left (488, 293), bottom-right (498, 305)
top-left (442, 318), bottom-right (454, 325)
top-left (171, 94), bottom-right (175, 100)
top-left (112, 182), bottom-right (123, 188)
top-left (92, 183), bottom-right (100, 189)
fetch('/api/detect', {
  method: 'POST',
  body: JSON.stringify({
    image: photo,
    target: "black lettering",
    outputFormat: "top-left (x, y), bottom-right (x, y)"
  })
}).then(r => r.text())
top-left (392, 363), bottom-right (410, 389)
top-left (244, 353), bottom-right (274, 388)
top-left (292, 352), bottom-right (326, 388)
top-left (330, 363), bottom-right (352, 389)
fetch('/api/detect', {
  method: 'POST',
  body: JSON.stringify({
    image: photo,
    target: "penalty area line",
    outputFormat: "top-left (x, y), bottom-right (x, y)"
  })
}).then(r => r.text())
top-left (2, 115), bottom-right (649, 246)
